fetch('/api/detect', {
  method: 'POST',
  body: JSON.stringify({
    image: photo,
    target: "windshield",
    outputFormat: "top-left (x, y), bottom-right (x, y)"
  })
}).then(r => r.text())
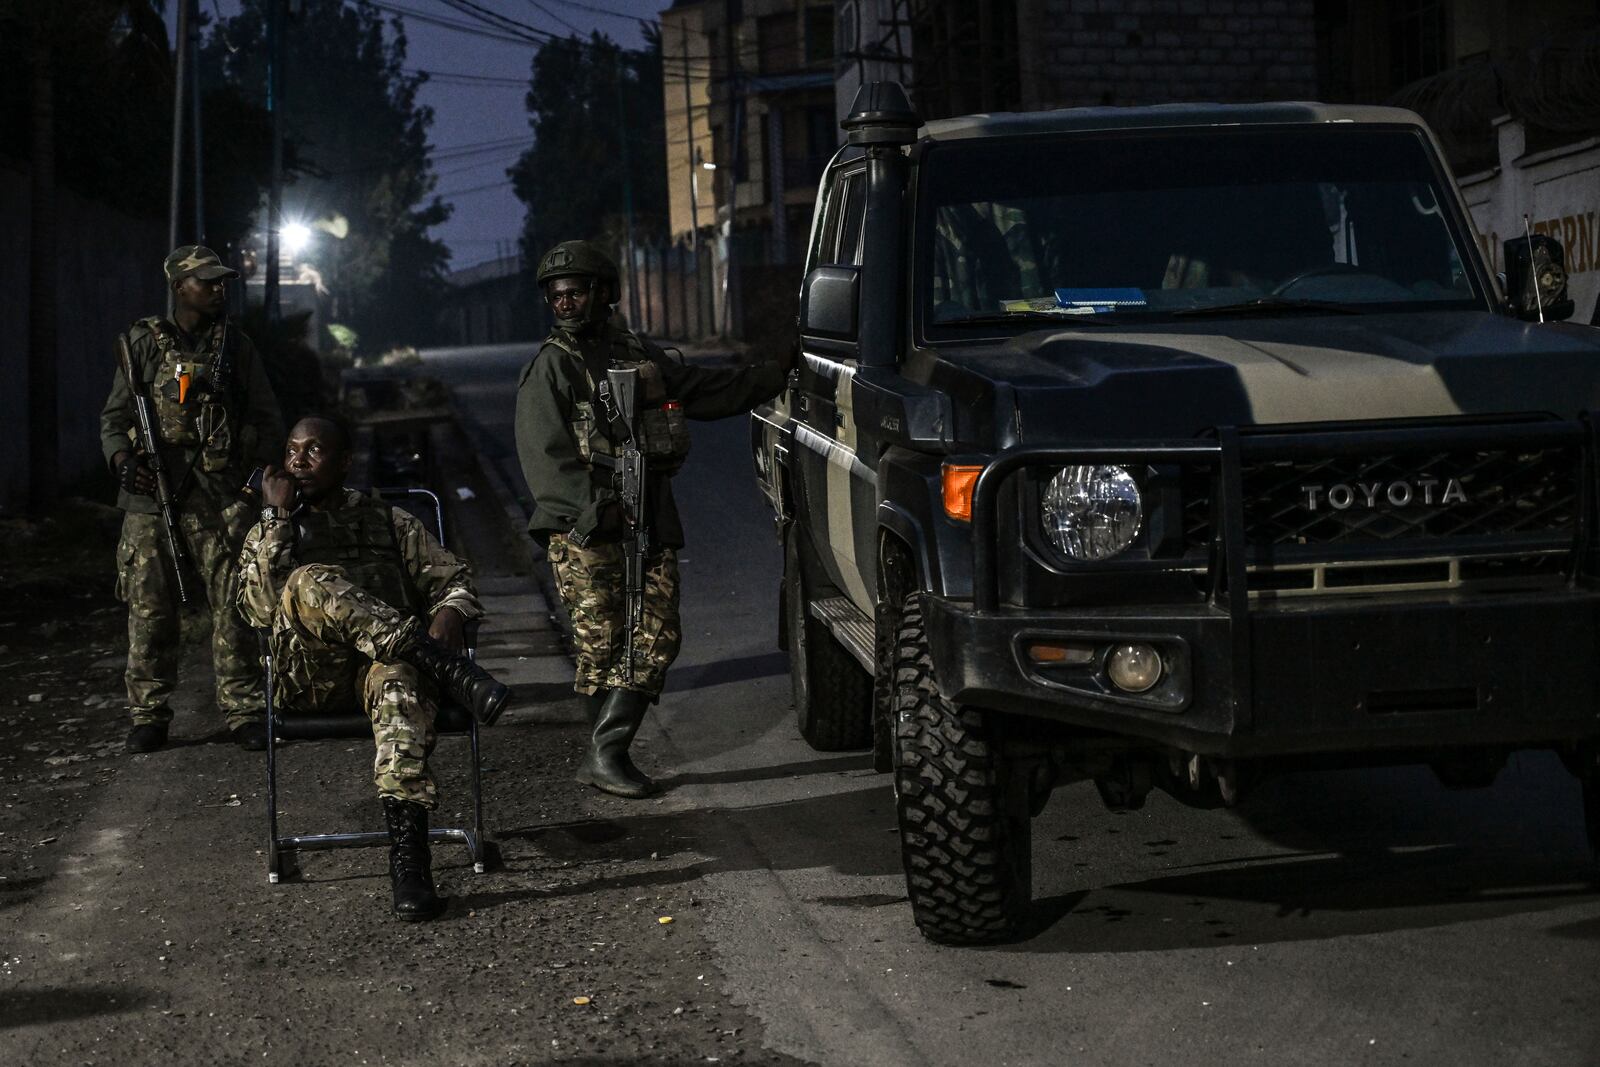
top-left (917, 125), bottom-right (1485, 332)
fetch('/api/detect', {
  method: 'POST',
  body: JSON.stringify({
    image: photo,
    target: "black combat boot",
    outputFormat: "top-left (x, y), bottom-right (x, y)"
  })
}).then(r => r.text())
top-left (125, 722), bottom-right (169, 753)
top-left (575, 688), bottom-right (655, 798)
top-left (395, 631), bottom-right (511, 726)
top-left (382, 796), bottom-right (445, 922)
top-left (231, 721), bottom-right (268, 751)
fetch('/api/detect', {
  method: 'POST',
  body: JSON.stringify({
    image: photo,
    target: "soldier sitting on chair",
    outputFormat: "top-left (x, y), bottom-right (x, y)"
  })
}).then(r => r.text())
top-left (235, 415), bottom-right (511, 921)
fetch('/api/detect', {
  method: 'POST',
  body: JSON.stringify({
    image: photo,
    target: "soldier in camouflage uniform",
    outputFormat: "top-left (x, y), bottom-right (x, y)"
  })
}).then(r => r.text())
top-left (515, 240), bottom-right (792, 798)
top-left (100, 245), bottom-right (285, 754)
top-left (237, 416), bottom-right (511, 921)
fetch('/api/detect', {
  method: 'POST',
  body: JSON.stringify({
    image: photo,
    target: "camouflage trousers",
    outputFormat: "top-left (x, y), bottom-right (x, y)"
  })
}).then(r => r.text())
top-left (115, 502), bottom-right (263, 729)
top-left (270, 564), bottom-right (438, 809)
top-left (547, 533), bottom-right (681, 698)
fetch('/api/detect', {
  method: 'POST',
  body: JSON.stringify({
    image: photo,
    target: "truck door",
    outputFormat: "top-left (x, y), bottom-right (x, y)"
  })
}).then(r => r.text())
top-left (795, 165), bottom-right (877, 612)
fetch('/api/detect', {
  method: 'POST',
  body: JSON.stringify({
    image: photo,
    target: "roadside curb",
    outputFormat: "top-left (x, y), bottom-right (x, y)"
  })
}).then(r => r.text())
top-left (443, 394), bottom-right (575, 650)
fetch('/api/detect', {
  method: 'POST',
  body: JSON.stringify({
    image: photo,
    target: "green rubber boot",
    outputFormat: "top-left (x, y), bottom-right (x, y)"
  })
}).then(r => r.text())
top-left (575, 688), bottom-right (655, 798)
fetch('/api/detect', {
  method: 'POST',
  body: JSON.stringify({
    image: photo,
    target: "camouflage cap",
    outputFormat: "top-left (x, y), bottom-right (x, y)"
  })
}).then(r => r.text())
top-left (164, 245), bottom-right (239, 283)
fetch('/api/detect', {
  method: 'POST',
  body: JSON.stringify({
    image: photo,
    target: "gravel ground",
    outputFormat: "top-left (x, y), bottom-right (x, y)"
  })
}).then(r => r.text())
top-left (0, 498), bottom-right (805, 1066)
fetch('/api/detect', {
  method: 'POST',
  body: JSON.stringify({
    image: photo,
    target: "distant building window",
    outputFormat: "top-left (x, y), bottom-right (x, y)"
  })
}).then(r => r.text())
top-left (910, 0), bottom-right (1020, 120)
top-left (735, 116), bottom-right (750, 183)
top-left (806, 104), bottom-right (836, 160)
top-left (758, 12), bottom-right (797, 74)
top-left (837, 1), bottom-right (858, 72)
top-left (1390, 0), bottom-right (1448, 88)
top-left (806, 6), bottom-right (834, 66)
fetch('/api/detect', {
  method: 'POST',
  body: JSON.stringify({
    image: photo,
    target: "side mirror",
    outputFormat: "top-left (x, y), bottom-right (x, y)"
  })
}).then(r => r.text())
top-left (1503, 233), bottom-right (1576, 322)
top-left (800, 265), bottom-right (860, 341)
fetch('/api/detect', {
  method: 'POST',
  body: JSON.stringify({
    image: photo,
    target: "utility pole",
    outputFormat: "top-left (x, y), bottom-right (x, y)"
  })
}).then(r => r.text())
top-left (614, 49), bottom-right (640, 330)
top-left (189, 0), bottom-right (204, 244)
top-left (681, 22), bottom-right (702, 337)
top-left (167, 0), bottom-right (190, 315)
top-left (265, 0), bottom-right (284, 322)
top-left (721, 0), bottom-right (740, 338)
top-left (27, 20), bottom-right (58, 511)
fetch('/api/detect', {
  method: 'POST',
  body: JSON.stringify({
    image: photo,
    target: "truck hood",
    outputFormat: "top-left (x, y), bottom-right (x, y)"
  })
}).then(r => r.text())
top-left (955, 311), bottom-right (1600, 442)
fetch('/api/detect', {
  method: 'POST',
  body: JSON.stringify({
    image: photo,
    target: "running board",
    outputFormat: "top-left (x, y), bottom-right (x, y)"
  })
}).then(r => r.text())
top-left (809, 596), bottom-right (876, 673)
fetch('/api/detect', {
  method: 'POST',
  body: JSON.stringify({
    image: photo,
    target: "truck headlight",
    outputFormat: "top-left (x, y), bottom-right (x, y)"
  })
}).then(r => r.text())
top-left (1041, 465), bottom-right (1142, 561)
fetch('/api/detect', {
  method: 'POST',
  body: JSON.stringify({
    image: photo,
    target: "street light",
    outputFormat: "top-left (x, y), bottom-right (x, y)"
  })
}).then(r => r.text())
top-left (281, 221), bottom-right (312, 258)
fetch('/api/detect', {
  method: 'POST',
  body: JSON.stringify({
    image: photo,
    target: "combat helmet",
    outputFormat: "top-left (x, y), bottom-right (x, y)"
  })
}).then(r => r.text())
top-left (536, 240), bottom-right (620, 290)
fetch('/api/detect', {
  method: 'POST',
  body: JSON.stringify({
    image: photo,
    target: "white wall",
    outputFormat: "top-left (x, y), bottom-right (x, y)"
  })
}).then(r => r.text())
top-left (1460, 116), bottom-right (1600, 324)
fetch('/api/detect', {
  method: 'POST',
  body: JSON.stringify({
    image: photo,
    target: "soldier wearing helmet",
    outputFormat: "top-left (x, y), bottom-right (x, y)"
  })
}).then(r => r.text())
top-left (515, 239), bottom-right (793, 798)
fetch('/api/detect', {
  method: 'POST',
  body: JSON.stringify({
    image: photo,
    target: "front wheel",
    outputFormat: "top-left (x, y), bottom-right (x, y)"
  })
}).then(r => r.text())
top-left (893, 593), bottom-right (1032, 945)
top-left (784, 525), bottom-right (872, 751)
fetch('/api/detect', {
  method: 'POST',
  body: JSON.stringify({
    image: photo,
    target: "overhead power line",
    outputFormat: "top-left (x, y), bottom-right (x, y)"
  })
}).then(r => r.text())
top-left (369, 0), bottom-right (533, 44)
top-left (437, 177), bottom-right (517, 197)
top-left (541, 0), bottom-right (659, 26)
top-left (438, 0), bottom-right (555, 43)
top-left (433, 148), bottom-right (530, 177)
top-left (524, 0), bottom-right (582, 36)
top-left (404, 66), bottom-right (529, 85)
top-left (372, 0), bottom-right (721, 76)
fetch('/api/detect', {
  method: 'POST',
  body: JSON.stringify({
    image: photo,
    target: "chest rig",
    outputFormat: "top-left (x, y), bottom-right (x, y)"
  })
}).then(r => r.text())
top-left (547, 329), bottom-right (692, 472)
top-left (141, 316), bottom-right (237, 473)
top-left (292, 496), bottom-right (424, 618)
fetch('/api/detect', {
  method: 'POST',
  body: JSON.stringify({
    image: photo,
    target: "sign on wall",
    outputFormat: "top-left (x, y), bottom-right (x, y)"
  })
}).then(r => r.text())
top-left (1461, 117), bottom-right (1600, 325)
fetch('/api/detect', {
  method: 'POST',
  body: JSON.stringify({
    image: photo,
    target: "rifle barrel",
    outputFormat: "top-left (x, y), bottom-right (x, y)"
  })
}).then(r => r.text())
top-left (116, 334), bottom-right (193, 606)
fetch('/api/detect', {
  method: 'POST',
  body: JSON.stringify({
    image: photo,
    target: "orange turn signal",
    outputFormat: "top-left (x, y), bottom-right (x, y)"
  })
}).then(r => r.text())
top-left (942, 464), bottom-right (983, 522)
top-left (1027, 643), bottom-right (1097, 667)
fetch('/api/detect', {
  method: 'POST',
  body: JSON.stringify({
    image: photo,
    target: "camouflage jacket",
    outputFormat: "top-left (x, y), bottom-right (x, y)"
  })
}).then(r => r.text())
top-left (99, 315), bottom-right (285, 516)
top-left (236, 488), bottom-right (485, 631)
top-left (514, 321), bottom-right (786, 548)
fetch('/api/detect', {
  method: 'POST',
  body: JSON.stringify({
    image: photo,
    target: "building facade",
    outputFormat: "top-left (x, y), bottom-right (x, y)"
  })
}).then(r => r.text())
top-left (438, 253), bottom-right (542, 348)
top-left (658, 1), bottom-right (1600, 344)
top-left (662, 0), bottom-right (837, 345)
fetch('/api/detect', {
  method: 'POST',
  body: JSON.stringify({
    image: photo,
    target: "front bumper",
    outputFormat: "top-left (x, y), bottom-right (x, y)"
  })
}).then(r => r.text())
top-left (923, 584), bottom-right (1600, 758)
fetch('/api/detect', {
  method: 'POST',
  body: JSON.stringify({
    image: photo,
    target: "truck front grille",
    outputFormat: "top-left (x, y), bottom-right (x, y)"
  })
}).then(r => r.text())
top-left (1182, 444), bottom-right (1580, 555)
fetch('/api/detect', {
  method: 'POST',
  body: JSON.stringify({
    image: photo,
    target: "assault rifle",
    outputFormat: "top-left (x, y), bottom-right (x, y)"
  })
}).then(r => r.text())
top-left (116, 332), bottom-right (193, 606)
top-left (604, 365), bottom-right (648, 685)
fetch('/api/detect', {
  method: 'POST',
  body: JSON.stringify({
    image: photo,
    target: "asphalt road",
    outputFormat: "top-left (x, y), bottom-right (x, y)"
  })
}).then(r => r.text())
top-left (423, 341), bottom-right (1600, 1066)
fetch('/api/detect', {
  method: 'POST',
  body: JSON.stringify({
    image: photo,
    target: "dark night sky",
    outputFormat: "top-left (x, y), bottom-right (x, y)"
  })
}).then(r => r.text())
top-left (169, 0), bottom-right (663, 271)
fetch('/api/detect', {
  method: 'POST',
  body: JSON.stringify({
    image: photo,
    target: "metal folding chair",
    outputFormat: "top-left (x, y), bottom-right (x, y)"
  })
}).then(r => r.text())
top-left (262, 487), bottom-right (493, 883)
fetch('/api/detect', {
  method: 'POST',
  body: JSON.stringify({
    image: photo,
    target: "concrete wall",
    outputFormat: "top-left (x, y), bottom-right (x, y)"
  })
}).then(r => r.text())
top-left (0, 167), bottom-right (167, 514)
top-left (1460, 117), bottom-right (1600, 324)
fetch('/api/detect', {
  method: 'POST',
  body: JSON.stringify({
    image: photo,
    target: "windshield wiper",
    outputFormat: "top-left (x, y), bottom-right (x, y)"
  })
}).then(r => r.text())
top-left (1172, 297), bottom-right (1364, 317)
top-left (938, 310), bottom-right (1121, 327)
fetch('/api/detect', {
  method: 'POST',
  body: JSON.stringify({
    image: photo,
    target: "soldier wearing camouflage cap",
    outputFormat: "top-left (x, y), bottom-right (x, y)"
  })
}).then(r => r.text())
top-left (515, 240), bottom-right (795, 798)
top-left (99, 245), bottom-right (285, 754)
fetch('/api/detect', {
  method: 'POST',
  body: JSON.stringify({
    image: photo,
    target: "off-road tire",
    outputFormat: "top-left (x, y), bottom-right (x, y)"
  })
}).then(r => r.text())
top-left (893, 593), bottom-right (1032, 944)
top-left (785, 525), bottom-right (873, 751)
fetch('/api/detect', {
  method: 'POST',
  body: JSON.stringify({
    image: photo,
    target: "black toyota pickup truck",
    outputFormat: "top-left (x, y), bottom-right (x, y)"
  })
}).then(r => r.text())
top-left (750, 82), bottom-right (1600, 945)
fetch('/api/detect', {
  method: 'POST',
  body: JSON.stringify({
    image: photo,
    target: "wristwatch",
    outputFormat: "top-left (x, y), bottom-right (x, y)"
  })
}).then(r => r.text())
top-left (261, 505), bottom-right (291, 524)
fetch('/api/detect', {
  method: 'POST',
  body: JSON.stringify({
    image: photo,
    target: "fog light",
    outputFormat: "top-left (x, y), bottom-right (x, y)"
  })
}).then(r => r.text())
top-left (1106, 643), bottom-right (1162, 693)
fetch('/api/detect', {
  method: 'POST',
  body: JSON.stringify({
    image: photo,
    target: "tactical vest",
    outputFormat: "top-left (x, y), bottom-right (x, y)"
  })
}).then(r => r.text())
top-left (292, 496), bottom-right (424, 618)
top-left (141, 316), bottom-right (238, 474)
top-left (545, 330), bottom-right (692, 471)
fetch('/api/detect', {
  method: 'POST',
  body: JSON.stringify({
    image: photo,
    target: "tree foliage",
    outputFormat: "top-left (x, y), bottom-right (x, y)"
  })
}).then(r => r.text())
top-left (510, 28), bottom-right (667, 271)
top-left (205, 0), bottom-right (450, 351)
top-left (0, 0), bottom-right (269, 252)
